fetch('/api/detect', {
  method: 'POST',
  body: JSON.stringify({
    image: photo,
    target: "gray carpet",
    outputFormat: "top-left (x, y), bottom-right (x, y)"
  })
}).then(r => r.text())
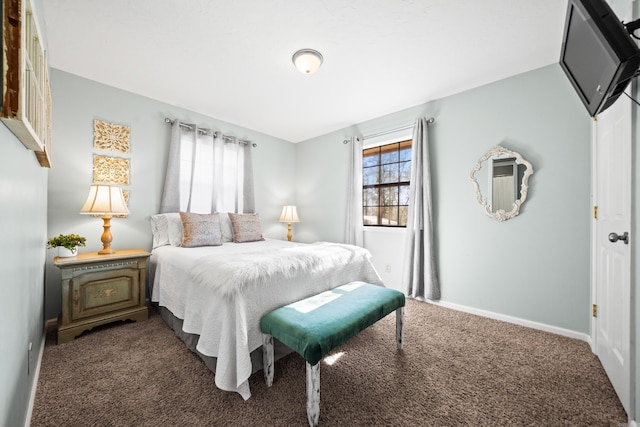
top-left (31, 299), bottom-right (627, 426)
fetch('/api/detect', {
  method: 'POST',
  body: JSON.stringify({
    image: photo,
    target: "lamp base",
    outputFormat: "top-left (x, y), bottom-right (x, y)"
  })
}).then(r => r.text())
top-left (286, 222), bottom-right (293, 242)
top-left (99, 214), bottom-right (115, 255)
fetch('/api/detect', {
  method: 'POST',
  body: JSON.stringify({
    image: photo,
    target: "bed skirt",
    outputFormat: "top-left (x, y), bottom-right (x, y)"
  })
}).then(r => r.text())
top-left (155, 304), bottom-right (294, 376)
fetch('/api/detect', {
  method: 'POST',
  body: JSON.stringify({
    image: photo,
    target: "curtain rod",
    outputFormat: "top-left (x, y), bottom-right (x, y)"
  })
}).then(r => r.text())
top-left (164, 118), bottom-right (257, 147)
top-left (342, 117), bottom-right (435, 144)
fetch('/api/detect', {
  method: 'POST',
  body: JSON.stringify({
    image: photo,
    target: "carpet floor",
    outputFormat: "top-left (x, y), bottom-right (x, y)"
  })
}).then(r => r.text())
top-left (31, 299), bottom-right (627, 426)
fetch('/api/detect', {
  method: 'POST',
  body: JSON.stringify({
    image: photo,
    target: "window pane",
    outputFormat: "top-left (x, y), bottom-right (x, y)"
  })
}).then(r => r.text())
top-left (380, 144), bottom-right (399, 164)
top-left (381, 186), bottom-right (398, 206)
top-left (399, 185), bottom-right (410, 205)
top-left (363, 166), bottom-right (379, 185)
top-left (363, 147), bottom-right (380, 167)
top-left (398, 206), bottom-right (408, 226)
top-left (363, 187), bottom-right (378, 207)
top-left (381, 206), bottom-right (398, 225)
top-left (399, 140), bottom-right (412, 161)
top-left (400, 160), bottom-right (411, 181)
top-left (363, 207), bottom-right (379, 225)
top-left (381, 163), bottom-right (399, 184)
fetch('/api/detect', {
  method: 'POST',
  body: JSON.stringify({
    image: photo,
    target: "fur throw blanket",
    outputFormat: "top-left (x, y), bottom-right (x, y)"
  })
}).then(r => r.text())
top-left (190, 242), bottom-right (372, 297)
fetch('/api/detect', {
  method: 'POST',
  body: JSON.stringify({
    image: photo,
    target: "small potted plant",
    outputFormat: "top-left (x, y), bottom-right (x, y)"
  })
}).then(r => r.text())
top-left (47, 233), bottom-right (87, 257)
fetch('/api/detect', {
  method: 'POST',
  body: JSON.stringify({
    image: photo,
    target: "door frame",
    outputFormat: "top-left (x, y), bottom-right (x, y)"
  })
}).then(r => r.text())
top-left (590, 117), bottom-right (597, 355)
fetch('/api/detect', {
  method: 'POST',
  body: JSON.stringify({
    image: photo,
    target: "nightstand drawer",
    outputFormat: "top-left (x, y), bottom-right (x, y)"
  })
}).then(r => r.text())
top-left (71, 268), bottom-right (140, 321)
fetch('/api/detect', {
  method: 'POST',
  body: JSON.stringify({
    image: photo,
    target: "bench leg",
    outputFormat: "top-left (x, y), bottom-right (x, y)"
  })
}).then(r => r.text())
top-left (396, 307), bottom-right (404, 350)
top-left (306, 362), bottom-right (320, 427)
top-left (263, 333), bottom-right (274, 387)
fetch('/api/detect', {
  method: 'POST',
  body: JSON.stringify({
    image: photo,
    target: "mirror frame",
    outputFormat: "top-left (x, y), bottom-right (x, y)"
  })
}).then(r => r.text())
top-left (470, 145), bottom-right (533, 221)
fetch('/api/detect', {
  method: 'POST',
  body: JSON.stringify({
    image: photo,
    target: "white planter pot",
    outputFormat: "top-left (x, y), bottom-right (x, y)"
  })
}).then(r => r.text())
top-left (58, 246), bottom-right (78, 257)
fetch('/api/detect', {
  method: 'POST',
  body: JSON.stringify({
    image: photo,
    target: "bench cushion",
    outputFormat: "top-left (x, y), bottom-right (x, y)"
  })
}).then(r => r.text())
top-left (260, 282), bottom-right (405, 365)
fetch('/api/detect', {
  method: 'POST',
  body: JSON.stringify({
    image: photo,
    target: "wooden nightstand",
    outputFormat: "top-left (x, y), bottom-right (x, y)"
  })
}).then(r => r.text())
top-left (53, 248), bottom-right (151, 344)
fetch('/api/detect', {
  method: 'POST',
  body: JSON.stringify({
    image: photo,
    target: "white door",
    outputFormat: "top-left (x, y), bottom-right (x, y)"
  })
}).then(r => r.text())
top-left (594, 93), bottom-right (631, 415)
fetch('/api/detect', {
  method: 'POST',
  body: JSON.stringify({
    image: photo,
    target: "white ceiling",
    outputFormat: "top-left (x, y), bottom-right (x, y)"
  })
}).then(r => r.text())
top-left (43, 0), bottom-right (568, 143)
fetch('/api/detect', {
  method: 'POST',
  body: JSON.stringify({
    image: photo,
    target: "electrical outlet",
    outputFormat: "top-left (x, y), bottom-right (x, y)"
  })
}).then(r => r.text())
top-left (28, 342), bottom-right (33, 376)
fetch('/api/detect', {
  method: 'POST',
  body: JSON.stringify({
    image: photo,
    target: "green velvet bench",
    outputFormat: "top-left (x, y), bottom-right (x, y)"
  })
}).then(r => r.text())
top-left (260, 281), bottom-right (406, 427)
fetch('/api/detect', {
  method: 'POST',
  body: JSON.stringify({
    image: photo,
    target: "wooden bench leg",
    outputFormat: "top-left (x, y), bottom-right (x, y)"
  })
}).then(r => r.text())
top-left (306, 361), bottom-right (320, 427)
top-left (396, 307), bottom-right (404, 350)
top-left (263, 333), bottom-right (274, 387)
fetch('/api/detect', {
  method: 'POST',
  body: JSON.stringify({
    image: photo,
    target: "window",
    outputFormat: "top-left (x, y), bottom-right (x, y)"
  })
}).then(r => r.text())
top-left (363, 140), bottom-right (411, 226)
top-left (1, 0), bottom-right (52, 167)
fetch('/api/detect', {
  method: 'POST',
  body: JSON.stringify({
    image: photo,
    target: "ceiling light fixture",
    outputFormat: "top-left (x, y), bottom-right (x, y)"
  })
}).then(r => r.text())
top-left (292, 49), bottom-right (323, 74)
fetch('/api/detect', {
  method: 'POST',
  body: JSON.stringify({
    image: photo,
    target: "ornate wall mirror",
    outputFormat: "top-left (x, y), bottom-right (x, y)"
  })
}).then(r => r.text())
top-left (470, 145), bottom-right (533, 221)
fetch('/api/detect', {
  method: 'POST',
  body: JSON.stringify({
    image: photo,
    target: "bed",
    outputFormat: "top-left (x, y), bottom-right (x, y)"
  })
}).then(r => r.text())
top-left (148, 212), bottom-right (383, 400)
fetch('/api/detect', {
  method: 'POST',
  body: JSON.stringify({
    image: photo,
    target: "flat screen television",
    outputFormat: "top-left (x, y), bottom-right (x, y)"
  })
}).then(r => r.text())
top-left (560, 0), bottom-right (640, 117)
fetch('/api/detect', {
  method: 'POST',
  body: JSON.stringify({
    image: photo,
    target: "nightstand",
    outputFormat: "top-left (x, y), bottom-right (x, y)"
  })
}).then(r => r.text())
top-left (53, 248), bottom-right (151, 344)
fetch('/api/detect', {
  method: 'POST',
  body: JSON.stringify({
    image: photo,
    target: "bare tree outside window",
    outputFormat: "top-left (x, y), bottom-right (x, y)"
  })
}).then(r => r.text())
top-left (362, 140), bottom-right (411, 226)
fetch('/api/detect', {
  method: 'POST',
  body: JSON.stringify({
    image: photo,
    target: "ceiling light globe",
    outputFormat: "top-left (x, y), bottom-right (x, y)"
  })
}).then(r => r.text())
top-left (292, 49), bottom-right (323, 74)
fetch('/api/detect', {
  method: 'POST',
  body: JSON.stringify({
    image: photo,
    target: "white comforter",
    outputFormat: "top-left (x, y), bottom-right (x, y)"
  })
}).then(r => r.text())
top-left (150, 239), bottom-right (383, 399)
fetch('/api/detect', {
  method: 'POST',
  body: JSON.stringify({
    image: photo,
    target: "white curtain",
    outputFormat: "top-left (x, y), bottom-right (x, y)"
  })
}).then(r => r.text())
top-left (160, 120), bottom-right (255, 214)
top-left (345, 136), bottom-right (363, 246)
top-left (402, 117), bottom-right (439, 300)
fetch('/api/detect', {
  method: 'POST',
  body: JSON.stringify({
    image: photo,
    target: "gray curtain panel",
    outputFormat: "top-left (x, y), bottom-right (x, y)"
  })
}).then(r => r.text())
top-left (160, 121), bottom-right (186, 213)
top-left (402, 117), bottom-right (439, 300)
top-left (345, 136), bottom-right (364, 246)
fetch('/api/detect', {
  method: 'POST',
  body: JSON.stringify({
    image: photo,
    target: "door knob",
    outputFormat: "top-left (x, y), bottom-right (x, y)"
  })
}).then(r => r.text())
top-left (608, 232), bottom-right (629, 245)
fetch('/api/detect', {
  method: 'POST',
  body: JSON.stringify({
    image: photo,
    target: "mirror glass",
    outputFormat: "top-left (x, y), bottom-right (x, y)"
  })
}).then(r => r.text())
top-left (470, 145), bottom-right (533, 221)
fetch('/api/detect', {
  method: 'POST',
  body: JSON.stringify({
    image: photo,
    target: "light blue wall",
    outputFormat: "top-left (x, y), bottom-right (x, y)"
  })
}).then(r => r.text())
top-left (0, 0), bottom-right (49, 425)
top-left (45, 69), bottom-right (296, 320)
top-left (296, 64), bottom-right (592, 333)
top-left (0, 128), bottom-right (48, 427)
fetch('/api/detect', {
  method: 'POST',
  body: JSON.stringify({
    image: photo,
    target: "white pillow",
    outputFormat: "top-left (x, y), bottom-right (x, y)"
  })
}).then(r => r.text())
top-left (149, 213), bottom-right (183, 249)
top-left (150, 214), bottom-right (169, 249)
top-left (165, 213), bottom-right (183, 246)
top-left (217, 212), bottom-right (234, 243)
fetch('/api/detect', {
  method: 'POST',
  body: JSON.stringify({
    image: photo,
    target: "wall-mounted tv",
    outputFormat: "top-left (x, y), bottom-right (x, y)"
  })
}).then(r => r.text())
top-left (560, 0), bottom-right (640, 117)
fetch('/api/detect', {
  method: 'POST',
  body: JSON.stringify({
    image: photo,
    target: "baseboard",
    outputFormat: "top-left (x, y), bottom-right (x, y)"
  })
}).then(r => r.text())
top-left (24, 319), bottom-right (52, 427)
top-left (426, 299), bottom-right (592, 343)
top-left (44, 318), bottom-right (58, 334)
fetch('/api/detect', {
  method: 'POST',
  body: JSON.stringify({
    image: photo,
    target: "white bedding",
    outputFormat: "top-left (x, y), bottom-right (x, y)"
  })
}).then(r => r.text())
top-left (150, 239), bottom-right (383, 399)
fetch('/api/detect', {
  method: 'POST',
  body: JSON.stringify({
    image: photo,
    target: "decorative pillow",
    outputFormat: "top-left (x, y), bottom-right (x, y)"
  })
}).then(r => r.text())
top-left (179, 212), bottom-right (223, 247)
top-left (150, 213), bottom-right (183, 249)
top-left (228, 213), bottom-right (265, 243)
top-left (216, 212), bottom-right (234, 243)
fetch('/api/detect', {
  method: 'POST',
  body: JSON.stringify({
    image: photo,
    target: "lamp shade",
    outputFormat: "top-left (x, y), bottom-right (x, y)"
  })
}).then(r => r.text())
top-left (80, 185), bottom-right (129, 215)
top-left (279, 205), bottom-right (300, 223)
top-left (292, 49), bottom-right (323, 74)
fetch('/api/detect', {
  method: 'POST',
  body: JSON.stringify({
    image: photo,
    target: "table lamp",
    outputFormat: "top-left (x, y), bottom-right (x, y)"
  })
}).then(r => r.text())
top-left (80, 184), bottom-right (129, 254)
top-left (279, 205), bottom-right (300, 242)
